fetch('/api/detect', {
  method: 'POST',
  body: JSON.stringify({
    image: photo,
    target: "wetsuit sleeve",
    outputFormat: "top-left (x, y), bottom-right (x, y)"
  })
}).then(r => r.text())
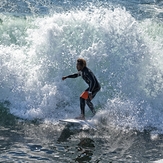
top-left (66, 72), bottom-right (81, 78)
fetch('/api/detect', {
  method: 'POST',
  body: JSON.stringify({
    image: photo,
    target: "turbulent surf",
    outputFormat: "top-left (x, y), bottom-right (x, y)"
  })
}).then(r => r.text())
top-left (0, 0), bottom-right (163, 162)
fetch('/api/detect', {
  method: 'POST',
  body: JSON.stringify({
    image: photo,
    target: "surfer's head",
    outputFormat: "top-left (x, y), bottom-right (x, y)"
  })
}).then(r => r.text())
top-left (76, 58), bottom-right (86, 71)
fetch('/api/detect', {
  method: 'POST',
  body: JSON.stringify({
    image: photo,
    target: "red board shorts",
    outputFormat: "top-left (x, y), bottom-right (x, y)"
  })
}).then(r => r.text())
top-left (80, 91), bottom-right (89, 100)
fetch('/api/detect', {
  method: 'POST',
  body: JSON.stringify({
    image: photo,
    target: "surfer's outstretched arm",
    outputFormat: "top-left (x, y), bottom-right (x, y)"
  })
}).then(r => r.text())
top-left (62, 72), bottom-right (80, 80)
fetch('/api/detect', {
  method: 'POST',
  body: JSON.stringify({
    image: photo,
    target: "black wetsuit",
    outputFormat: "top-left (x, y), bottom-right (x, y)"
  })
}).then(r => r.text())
top-left (66, 67), bottom-right (101, 116)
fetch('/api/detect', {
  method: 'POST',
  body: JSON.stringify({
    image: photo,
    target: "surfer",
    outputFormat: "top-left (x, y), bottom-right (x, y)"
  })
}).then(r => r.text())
top-left (62, 58), bottom-right (101, 120)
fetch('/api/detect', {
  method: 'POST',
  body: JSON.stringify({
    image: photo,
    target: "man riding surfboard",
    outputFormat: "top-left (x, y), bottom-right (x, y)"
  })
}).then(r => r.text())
top-left (62, 58), bottom-right (101, 120)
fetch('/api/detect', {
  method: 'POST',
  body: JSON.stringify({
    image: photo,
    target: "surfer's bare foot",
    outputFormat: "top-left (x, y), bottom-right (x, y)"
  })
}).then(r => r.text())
top-left (75, 114), bottom-right (85, 120)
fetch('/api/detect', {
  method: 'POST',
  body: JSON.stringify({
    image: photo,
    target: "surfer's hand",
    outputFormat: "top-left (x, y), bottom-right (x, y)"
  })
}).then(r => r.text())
top-left (62, 76), bottom-right (67, 80)
top-left (88, 92), bottom-right (92, 100)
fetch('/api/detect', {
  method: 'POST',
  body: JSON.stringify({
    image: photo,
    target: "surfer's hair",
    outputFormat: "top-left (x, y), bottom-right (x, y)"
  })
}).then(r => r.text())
top-left (77, 58), bottom-right (86, 68)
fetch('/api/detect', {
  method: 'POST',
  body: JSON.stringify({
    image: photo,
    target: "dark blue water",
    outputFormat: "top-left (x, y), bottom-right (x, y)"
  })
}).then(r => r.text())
top-left (0, 0), bottom-right (163, 162)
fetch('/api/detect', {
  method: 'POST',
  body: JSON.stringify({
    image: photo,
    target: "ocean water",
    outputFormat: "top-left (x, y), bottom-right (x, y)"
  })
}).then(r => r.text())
top-left (0, 0), bottom-right (163, 162)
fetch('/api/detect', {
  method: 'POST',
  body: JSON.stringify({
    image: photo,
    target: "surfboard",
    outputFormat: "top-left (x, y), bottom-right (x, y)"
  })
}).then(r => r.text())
top-left (59, 118), bottom-right (96, 130)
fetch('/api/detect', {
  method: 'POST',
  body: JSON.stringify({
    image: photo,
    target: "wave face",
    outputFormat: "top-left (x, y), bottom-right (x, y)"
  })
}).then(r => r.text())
top-left (0, 0), bottom-right (163, 133)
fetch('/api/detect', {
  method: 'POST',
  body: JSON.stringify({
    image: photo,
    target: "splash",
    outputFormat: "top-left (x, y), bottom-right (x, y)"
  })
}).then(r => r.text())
top-left (0, 4), bottom-right (163, 133)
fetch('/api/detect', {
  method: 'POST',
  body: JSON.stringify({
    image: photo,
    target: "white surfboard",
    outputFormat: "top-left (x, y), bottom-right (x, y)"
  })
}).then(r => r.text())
top-left (59, 118), bottom-right (96, 130)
